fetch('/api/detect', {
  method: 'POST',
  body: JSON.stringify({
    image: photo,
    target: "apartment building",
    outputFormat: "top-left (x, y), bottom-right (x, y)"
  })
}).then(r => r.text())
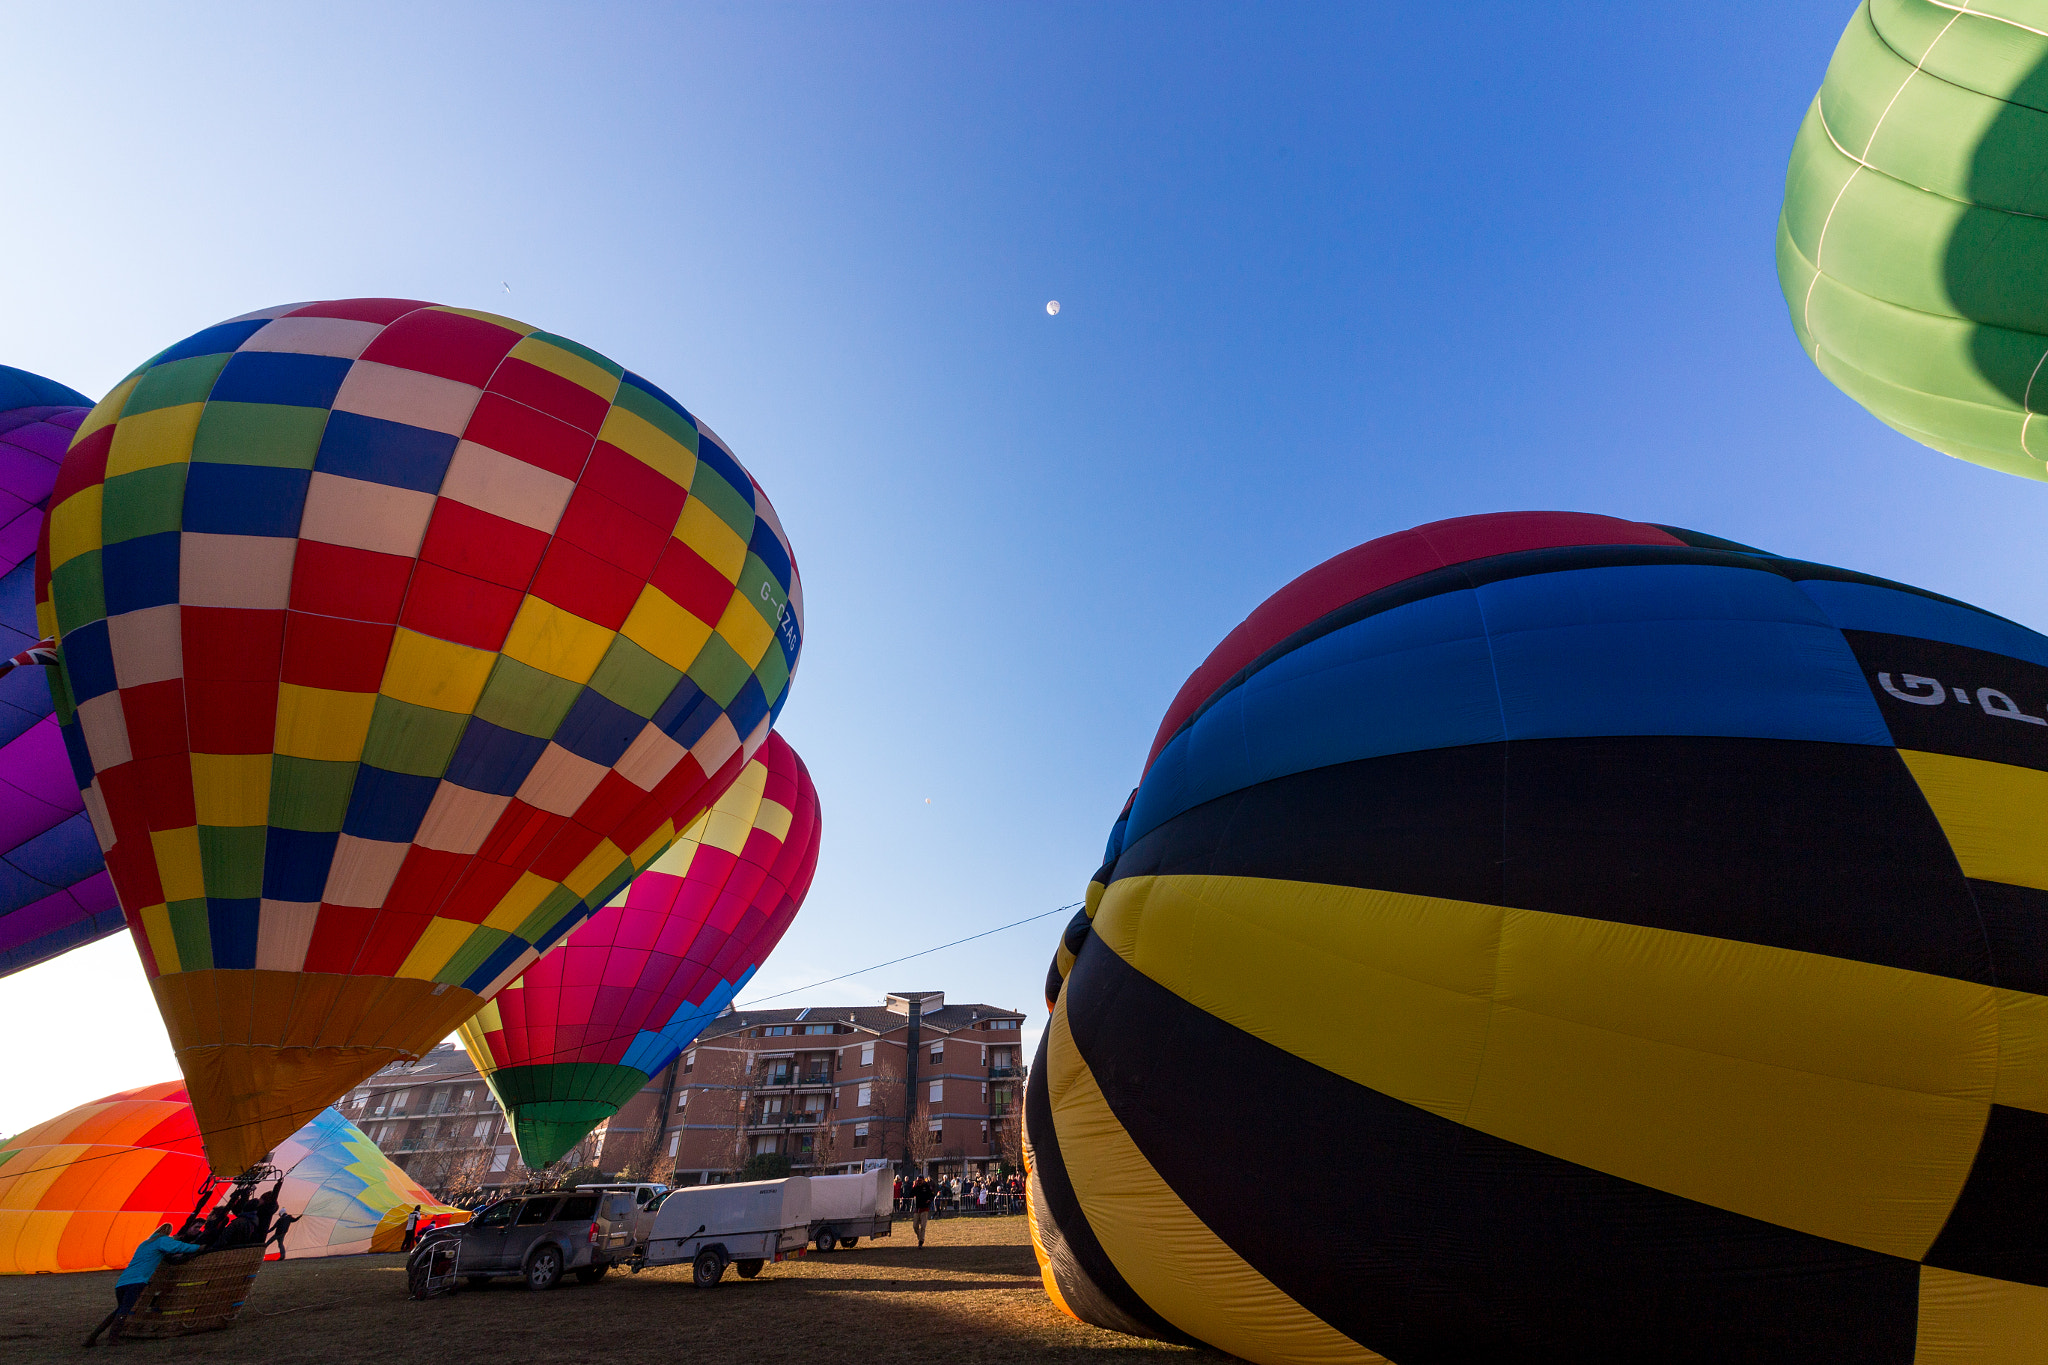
top-left (340, 1044), bottom-right (600, 1193)
top-left (594, 991), bottom-right (1028, 1183)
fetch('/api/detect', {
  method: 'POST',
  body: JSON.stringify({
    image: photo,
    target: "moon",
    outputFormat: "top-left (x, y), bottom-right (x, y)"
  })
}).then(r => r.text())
top-left (1046, 300), bottom-right (1061, 316)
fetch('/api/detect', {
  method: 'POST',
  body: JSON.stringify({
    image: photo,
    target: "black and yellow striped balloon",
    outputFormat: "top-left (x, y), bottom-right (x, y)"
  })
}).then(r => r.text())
top-left (1028, 512), bottom-right (2048, 1364)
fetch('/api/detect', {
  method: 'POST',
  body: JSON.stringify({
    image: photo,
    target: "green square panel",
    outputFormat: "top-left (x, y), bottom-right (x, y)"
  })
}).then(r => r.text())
top-left (198, 825), bottom-right (266, 899)
top-left (733, 551), bottom-right (786, 625)
top-left (359, 696), bottom-right (468, 778)
top-left (514, 884), bottom-right (585, 946)
top-left (168, 898), bottom-right (214, 972)
top-left (611, 380), bottom-right (698, 451)
top-left (588, 635), bottom-right (683, 720)
top-left (686, 466), bottom-right (755, 540)
top-left (269, 756), bottom-right (358, 832)
top-left (753, 639), bottom-right (791, 709)
top-left (51, 551), bottom-right (106, 638)
top-left (685, 631), bottom-right (752, 708)
top-left (102, 464), bottom-right (188, 545)
top-left (435, 927), bottom-right (511, 987)
top-left (125, 353), bottom-right (231, 415)
top-left (583, 858), bottom-right (633, 911)
top-left (474, 656), bottom-right (583, 739)
top-left (529, 331), bottom-right (623, 379)
top-left (190, 403), bottom-right (329, 469)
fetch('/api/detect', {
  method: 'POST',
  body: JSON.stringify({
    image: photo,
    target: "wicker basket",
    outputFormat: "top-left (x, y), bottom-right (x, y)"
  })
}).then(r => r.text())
top-left (117, 1244), bottom-right (265, 1339)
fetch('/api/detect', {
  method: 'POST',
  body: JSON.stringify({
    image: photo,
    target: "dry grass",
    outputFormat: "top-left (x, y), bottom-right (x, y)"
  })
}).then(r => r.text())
top-left (0, 1213), bottom-right (1236, 1364)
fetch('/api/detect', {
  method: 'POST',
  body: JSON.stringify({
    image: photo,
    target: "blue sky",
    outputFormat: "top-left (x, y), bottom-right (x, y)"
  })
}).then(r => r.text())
top-left (4, 3), bottom-right (2034, 1133)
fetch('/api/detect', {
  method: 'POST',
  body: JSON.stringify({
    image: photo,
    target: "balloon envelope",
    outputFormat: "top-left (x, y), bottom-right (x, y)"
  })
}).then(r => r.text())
top-left (0, 367), bottom-right (120, 976)
top-left (36, 300), bottom-right (805, 1173)
top-left (1033, 511), bottom-right (2048, 1363)
top-left (1780, 1), bottom-right (2048, 479)
top-left (460, 730), bottom-right (820, 1169)
top-left (0, 1080), bottom-right (465, 1272)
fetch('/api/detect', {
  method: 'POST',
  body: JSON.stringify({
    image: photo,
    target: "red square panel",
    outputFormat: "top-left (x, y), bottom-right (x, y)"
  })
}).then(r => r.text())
top-left (128, 752), bottom-right (196, 830)
top-left (290, 541), bottom-right (413, 624)
top-left (648, 539), bottom-right (733, 626)
top-left (529, 540), bottom-right (638, 631)
top-left (354, 910), bottom-right (433, 977)
top-left (181, 607), bottom-right (285, 682)
top-left (419, 499), bottom-right (547, 591)
top-left (49, 424), bottom-right (112, 513)
top-left (441, 861), bottom-right (524, 924)
top-left (382, 846), bottom-right (466, 918)
top-left (529, 821), bottom-right (603, 883)
top-left (556, 485), bottom-right (666, 579)
top-left (573, 770), bottom-right (642, 833)
top-left (303, 905), bottom-right (376, 973)
top-left (281, 613), bottom-right (393, 693)
top-left (397, 563), bottom-right (522, 652)
top-left (121, 679), bottom-right (188, 761)
top-left (584, 442), bottom-right (686, 531)
top-left (186, 679), bottom-right (277, 754)
top-left (461, 392), bottom-right (591, 479)
top-left (478, 800), bottom-right (561, 868)
top-left (285, 298), bottom-right (431, 325)
top-left (488, 357), bottom-right (610, 433)
top-left (103, 830), bottom-right (164, 911)
top-left (359, 311), bottom-right (523, 388)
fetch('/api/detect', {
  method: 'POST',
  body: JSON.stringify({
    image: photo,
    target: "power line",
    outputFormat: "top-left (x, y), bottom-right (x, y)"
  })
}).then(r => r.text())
top-left (732, 901), bottom-right (1081, 1008)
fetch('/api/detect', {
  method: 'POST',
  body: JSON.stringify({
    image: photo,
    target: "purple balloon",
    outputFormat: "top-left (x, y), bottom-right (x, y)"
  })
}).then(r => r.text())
top-left (0, 366), bottom-right (119, 977)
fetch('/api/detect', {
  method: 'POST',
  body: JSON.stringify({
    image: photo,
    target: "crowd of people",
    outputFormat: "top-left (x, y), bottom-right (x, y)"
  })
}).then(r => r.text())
top-left (892, 1171), bottom-right (1024, 1221)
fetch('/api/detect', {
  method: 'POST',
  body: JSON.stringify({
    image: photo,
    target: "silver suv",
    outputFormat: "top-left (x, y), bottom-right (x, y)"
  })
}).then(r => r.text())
top-left (427, 1192), bottom-right (613, 1291)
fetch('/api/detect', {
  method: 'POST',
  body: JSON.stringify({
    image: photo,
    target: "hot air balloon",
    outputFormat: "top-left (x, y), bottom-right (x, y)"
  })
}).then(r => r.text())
top-left (0, 1081), bottom-right (464, 1273)
top-left (0, 366), bottom-right (121, 976)
top-left (35, 300), bottom-right (805, 1174)
top-left (459, 730), bottom-right (820, 1169)
top-left (1780, 1), bottom-right (2048, 480)
top-left (1032, 511), bottom-right (2048, 1363)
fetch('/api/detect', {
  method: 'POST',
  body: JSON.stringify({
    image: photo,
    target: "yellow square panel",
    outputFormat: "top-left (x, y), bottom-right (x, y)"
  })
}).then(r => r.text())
top-left (597, 407), bottom-right (695, 489)
top-left (106, 403), bottom-right (203, 477)
top-left (482, 872), bottom-right (559, 934)
top-left (430, 305), bottom-right (534, 334)
top-left (74, 374), bottom-right (141, 443)
top-left (381, 628), bottom-right (496, 713)
top-left (1898, 749), bottom-right (2048, 892)
top-left (46, 485), bottom-right (103, 572)
top-left (509, 336), bottom-right (622, 403)
top-left (754, 798), bottom-right (794, 843)
top-left (629, 821), bottom-right (676, 868)
top-left (620, 586), bottom-right (715, 674)
top-left (674, 499), bottom-right (746, 578)
top-left (274, 683), bottom-right (378, 762)
top-left (149, 826), bottom-right (206, 904)
top-left (563, 838), bottom-right (627, 898)
top-left (139, 902), bottom-right (179, 975)
top-left (502, 597), bottom-right (614, 684)
top-left (395, 916), bottom-right (477, 982)
top-left (190, 753), bottom-right (272, 827)
top-left (715, 590), bottom-right (775, 668)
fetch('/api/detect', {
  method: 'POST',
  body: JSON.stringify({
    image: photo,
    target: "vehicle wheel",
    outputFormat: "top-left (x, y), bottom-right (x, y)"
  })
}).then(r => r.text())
top-left (735, 1259), bottom-right (764, 1278)
top-left (814, 1229), bottom-right (837, 1253)
top-left (692, 1249), bottom-right (725, 1288)
top-left (840, 1237), bottom-right (857, 1248)
top-left (575, 1264), bottom-right (609, 1284)
top-left (465, 1275), bottom-right (492, 1289)
top-left (525, 1245), bottom-right (563, 1291)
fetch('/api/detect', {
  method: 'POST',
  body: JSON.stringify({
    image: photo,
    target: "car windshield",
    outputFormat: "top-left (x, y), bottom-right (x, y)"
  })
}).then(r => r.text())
top-left (515, 1199), bottom-right (560, 1226)
top-left (471, 1201), bottom-right (517, 1229)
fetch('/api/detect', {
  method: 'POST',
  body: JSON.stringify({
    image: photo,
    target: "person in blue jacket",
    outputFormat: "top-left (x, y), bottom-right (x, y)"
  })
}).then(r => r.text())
top-left (82, 1224), bottom-right (202, 1347)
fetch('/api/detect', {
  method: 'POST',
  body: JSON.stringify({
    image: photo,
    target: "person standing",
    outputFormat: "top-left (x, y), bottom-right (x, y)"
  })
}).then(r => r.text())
top-left (266, 1210), bottom-right (300, 1261)
top-left (83, 1224), bottom-right (201, 1347)
top-left (401, 1205), bottom-right (422, 1252)
top-left (911, 1175), bottom-right (935, 1247)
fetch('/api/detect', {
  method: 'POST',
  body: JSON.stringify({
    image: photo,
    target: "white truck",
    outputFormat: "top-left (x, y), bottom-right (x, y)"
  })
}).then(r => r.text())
top-left (632, 1178), bottom-right (811, 1287)
top-left (805, 1169), bottom-right (894, 1252)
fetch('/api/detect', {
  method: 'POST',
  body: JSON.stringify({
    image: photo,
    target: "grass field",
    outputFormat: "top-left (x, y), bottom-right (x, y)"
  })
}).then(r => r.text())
top-left (1, 1213), bottom-right (1235, 1364)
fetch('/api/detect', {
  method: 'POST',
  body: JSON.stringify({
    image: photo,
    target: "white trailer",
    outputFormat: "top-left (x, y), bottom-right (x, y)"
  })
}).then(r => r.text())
top-left (806, 1169), bottom-right (894, 1252)
top-left (634, 1178), bottom-right (811, 1287)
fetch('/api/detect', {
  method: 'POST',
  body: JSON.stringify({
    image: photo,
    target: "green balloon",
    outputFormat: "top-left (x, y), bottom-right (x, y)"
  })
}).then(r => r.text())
top-left (1780, 0), bottom-right (2048, 481)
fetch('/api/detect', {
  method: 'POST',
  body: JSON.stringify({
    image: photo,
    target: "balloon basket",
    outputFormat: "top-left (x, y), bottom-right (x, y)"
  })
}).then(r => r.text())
top-left (115, 1244), bottom-right (265, 1339)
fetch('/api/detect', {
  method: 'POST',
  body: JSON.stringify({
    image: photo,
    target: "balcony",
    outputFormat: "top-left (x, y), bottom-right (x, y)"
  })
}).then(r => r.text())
top-left (987, 1066), bottom-right (1018, 1079)
top-left (760, 1072), bottom-right (835, 1088)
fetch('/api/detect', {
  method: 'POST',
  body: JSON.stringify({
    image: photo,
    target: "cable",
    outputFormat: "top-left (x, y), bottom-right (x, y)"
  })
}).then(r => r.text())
top-left (731, 901), bottom-right (1081, 1008)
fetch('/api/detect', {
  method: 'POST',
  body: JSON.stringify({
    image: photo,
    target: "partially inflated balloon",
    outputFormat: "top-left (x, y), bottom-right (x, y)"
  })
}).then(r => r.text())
top-left (36, 300), bottom-right (805, 1173)
top-left (1780, 1), bottom-right (2048, 479)
top-left (0, 1080), bottom-right (464, 1272)
top-left (1033, 511), bottom-right (2048, 1363)
top-left (0, 367), bottom-right (120, 975)
top-left (459, 730), bottom-right (820, 1168)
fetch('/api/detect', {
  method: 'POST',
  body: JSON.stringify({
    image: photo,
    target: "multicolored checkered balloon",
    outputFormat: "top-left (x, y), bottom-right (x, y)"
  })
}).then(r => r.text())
top-left (34, 300), bottom-right (804, 1174)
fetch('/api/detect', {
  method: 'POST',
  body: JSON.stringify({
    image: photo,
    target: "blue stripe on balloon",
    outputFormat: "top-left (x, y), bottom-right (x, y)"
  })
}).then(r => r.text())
top-left (1796, 579), bottom-right (2048, 666)
top-left (618, 964), bottom-right (758, 1077)
top-left (1127, 564), bottom-right (1895, 850)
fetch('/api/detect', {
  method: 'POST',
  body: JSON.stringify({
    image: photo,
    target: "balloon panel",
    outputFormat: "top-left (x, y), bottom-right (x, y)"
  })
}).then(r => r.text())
top-left (459, 730), bottom-right (821, 1168)
top-left (0, 369), bottom-right (119, 976)
top-left (1032, 511), bottom-right (2048, 1363)
top-left (0, 1081), bottom-right (463, 1273)
top-left (34, 301), bottom-right (804, 1173)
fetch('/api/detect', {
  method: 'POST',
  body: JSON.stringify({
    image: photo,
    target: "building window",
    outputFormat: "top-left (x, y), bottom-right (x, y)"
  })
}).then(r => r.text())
top-left (491, 1152), bottom-right (509, 1172)
top-left (427, 1089), bottom-right (449, 1115)
top-left (764, 1025), bottom-right (792, 1037)
top-left (755, 1136), bottom-right (779, 1156)
top-left (929, 1120), bottom-right (943, 1134)
top-left (473, 1118), bottom-right (491, 1139)
top-left (684, 1051), bottom-right (695, 1074)
top-left (860, 1043), bottom-right (875, 1067)
top-left (802, 1023), bottom-right (836, 1034)
top-left (857, 1084), bottom-right (871, 1107)
top-left (853, 1124), bottom-right (868, 1148)
top-left (668, 1131), bottom-right (680, 1157)
top-left (929, 1080), bottom-right (942, 1103)
top-left (459, 1088), bottom-right (474, 1109)
top-left (677, 1091), bottom-right (688, 1110)
top-left (930, 1042), bottom-right (943, 1062)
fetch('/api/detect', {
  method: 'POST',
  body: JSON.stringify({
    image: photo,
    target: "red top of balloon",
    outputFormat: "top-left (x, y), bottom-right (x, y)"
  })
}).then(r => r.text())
top-left (1142, 512), bottom-right (1687, 772)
